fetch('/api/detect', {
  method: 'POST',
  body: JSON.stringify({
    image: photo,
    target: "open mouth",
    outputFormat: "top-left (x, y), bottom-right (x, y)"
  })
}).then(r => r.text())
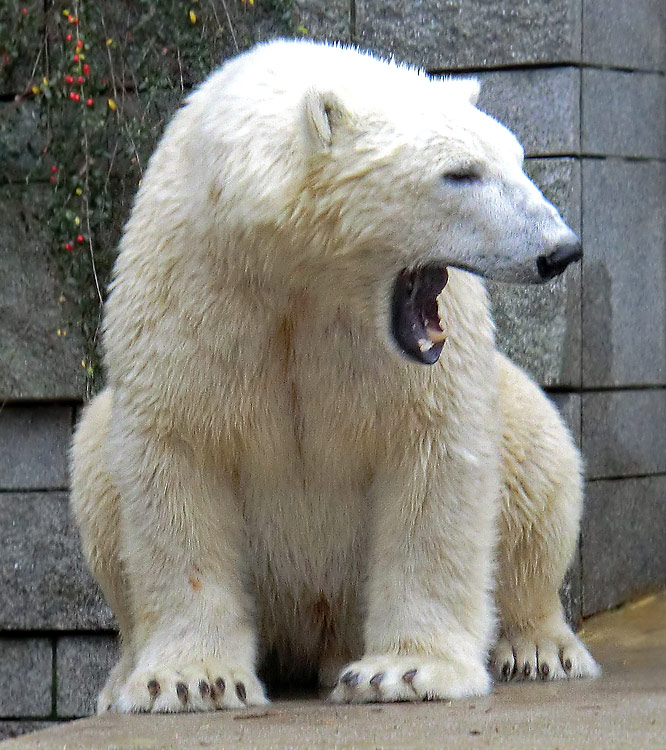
top-left (390, 263), bottom-right (449, 365)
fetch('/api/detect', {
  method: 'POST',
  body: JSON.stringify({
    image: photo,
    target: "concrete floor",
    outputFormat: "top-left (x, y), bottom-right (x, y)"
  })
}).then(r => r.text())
top-left (4, 593), bottom-right (666, 749)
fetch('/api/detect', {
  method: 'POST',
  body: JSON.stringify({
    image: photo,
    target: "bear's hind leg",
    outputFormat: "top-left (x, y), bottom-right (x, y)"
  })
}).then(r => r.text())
top-left (71, 388), bottom-right (135, 712)
top-left (491, 354), bottom-right (599, 682)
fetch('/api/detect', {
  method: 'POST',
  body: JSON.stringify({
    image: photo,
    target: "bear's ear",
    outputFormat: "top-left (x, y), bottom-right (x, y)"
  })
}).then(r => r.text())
top-left (303, 88), bottom-right (348, 150)
top-left (450, 78), bottom-right (481, 106)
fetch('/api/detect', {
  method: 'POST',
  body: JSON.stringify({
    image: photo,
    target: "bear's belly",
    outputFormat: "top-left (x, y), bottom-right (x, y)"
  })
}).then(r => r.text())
top-left (234, 375), bottom-right (375, 667)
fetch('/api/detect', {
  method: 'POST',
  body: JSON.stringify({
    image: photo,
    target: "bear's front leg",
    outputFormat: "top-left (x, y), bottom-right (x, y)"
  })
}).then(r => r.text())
top-left (108, 420), bottom-right (267, 713)
top-left (331, 440), bottom-right (499, 703)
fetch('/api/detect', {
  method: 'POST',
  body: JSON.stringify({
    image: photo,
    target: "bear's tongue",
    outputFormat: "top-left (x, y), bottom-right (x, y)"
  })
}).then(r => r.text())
top-left (391, 264), bottom-right (449, 365)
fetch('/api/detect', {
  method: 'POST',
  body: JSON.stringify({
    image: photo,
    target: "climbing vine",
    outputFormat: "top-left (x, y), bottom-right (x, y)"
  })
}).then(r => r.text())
top-left (0, 0), bottom-right (291, 397)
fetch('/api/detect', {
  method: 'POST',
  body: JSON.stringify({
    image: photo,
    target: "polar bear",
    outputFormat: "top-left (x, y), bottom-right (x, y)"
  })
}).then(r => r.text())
top-left (71, 39), bottom-right (598, 713)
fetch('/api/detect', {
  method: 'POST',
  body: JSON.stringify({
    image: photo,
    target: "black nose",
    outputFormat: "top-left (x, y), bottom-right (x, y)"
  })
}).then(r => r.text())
top-left (537, 238), bottom-right (582, 280)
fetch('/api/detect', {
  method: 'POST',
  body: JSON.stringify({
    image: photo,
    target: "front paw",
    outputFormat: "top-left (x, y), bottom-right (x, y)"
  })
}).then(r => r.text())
top-left (329, 655), bottom-right (490, 703)
top-left (112, 658), bottom-right (268, 713)
top-left (491, 630), bottom-right (601, 683)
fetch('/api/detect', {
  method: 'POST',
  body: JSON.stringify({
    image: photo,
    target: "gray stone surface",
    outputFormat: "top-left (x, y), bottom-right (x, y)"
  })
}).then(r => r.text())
top-left (0, 639), bottom-right (52, 718)
top-left (56, 636), bottom-right (119, 718)
top-left (490, 158), bottom-right (582, 388)
top-left (582, 159), bottom-right (666, 388)
top-left (583, 0), bottom-right (665, 72)
top-left (0, 183), bottom-right (88, 401)
top-left (582, 70), bottom-right (665, 158)
top-left (581, 475), bottom-right (666, 615)
top-left (583, 390), bottom-right (666, 480)
top-left (355, 0), bottom-right (582, 70)
top-left (0, 493), bottom-right (115, 630)
top-left (292, 0), bottom-right (351, 41)
top-left (476, 68), bottom-right (580, 157)
top-left (0, 101), bottom-right (48, 184)
top-left (0, 405), bottom-right (71, 490)
top-left (0, 724), bottom-right (56, 742)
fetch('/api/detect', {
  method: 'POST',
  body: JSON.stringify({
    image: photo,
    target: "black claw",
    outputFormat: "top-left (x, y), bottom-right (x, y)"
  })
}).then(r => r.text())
top-left (501, 662), bottom-right (512, 680)
top-left (564, 657), bottom-right (572, 672)
top-left (540, 663), bottom-right (550, 678)
top-left (147, 679), bottom-right (160, 698)
top-left (402, 669), bottom-right (418, 684)
top-left (214, 677), bottom-right (226, 697)
top-left (176, 682), bottom-right (189, 704)
top-left (235, 682), bottom-right (247, 702)
top-left (523, 663), bottom-right (531, 677)
top-left (341, 670), bottom-right (360, 687)
top-left (199, 680), bottom-right (211, 698)
top-left (369, 672), bottom-right (385, 687)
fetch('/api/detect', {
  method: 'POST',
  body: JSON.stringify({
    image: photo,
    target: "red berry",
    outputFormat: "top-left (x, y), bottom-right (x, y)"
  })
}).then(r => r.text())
top-left (50, 165), bottom-right (58, 173)
top-left (76, 40), bottom-right (83, 49)
top-left (77, 76), bottom-right (84, 83)
top-left (77, 234), bottom-right (84, 243)
top-left (64, 242), bottom-right (73, 251)
top-left (65, 75), bottom-right (73, 83)
top-left (50, 175), bottom-right (56, 183)
top-left (74, 93), bottom-right (80, 101)
top-left (22, 8), bottom-right (28, 15)
top-left (72, 17), bottom-right (79, 25)
top-left (73, 54), bottom-right (79, 62)
top-left (69, 91), bottom-right (76, 100)
top-left (3, 56), bottom-right (9, 63)
top-left (86, 98), bottom-right (93, 106)
top-left (83, 63), bottom-right (90, 75)
top-left (66, 33), bottom-right (72, 42)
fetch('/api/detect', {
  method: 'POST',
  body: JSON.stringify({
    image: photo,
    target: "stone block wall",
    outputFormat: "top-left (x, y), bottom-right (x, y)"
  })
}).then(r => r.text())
top-left (1, 0), bottom-right (664, 740)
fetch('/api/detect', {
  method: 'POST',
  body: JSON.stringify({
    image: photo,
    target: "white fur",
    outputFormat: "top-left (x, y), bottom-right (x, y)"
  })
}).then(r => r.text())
top-left (70, 40), bottom-right (597, 713)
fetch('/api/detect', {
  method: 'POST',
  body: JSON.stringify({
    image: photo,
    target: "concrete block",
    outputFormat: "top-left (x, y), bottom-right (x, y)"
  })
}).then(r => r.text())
top-left (582, 475), bottom-right (666, 615)
top-left (582, 70), bottom-right (665, 158)
top-left (583, 0), bottom-right (665, 72)
top-left (583, 390), bottom-right (666, 480)
top-left (0, 639), bottom-right (52, 718)
top-left (0, 405), bottom-right (71, 490)
top-left (0, 722), bottom-right (56, 741)
top-left (475, 68), bottom-right (580, 157)
top-left (0, 493), bottom-right (115, 630)
top-left (292, 0), bottom-right (351, 41)
top-left (582, 159), bottom-right (666, 387)
top-left (490, 158), bottom-right (581, 388)
top-left (56, 636), bottom-right (120, 718)
top-left (0, 183), bottom-right (88, 400)
top-left (0, 101), bottom-right (48, 183)
top-left (355, 0), bottom-right (581, 70)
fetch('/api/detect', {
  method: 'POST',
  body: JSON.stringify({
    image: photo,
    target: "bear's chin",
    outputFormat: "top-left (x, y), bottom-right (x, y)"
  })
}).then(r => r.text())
top-left (390, 264), bottom-right (449, 365)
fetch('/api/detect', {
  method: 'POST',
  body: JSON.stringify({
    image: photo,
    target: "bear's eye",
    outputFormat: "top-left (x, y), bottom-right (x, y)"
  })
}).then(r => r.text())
top-left (441, 169), bottom-right (481, 185)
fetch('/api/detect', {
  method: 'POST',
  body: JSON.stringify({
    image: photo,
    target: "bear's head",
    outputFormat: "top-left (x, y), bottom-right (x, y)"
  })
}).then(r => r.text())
top-left (289, 46), bottom-right (581, 363)
top-left (297, 63), bottom-right (580, 284)
top-left (190, 41), bottom-right (581, 364)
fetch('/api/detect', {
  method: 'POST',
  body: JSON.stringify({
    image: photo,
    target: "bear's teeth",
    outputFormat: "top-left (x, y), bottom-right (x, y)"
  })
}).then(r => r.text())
top-left (426, 325), bottom-right (447, 344)
top-left (417, 338), bottom-right (434, 353)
